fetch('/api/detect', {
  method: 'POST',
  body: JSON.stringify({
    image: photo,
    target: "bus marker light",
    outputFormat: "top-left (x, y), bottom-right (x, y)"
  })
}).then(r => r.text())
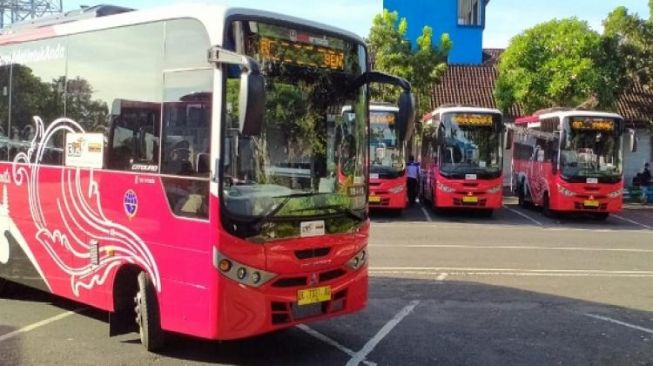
top-left (219, 259), bottom-right (232, 272)
top-left (251, 272), bottom-right (261, 284)
top-left (237, 267), bottom-right (247, 280)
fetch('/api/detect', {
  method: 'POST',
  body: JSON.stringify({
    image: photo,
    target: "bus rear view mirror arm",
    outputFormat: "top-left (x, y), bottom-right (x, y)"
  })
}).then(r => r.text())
top-left (209, 46), bottom-right (265, 136)
top-left (628, 128), bottom-right (638, 153)
top-left (347, 71), bottom-right (416, 143)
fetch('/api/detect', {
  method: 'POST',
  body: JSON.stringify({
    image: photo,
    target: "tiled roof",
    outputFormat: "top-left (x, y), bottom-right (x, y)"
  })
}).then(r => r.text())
top-left (617, 81), bottom-right (653, 126)
top-left (432, 48), bottom-right (652, 126)
top-left (431, 49), bottom-right (523, 119)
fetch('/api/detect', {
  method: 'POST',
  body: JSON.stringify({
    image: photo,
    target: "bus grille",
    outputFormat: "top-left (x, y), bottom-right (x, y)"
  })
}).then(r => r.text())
top-left (453, 198), bottom-right (487, 207)
top-left (271, 269), bottom-right (347, 288)
top-left (295, 247), bottom-right (331, 260)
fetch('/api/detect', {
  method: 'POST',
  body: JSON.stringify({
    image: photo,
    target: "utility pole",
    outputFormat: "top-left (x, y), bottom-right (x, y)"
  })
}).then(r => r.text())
top-left (0, 0), bottom-right (63, 29)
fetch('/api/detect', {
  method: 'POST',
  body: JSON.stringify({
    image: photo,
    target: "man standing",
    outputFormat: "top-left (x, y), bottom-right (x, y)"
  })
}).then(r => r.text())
top-left (406, 155), bottom-right (419, 205)
top-left (641, 162), bottom-right (651, 205)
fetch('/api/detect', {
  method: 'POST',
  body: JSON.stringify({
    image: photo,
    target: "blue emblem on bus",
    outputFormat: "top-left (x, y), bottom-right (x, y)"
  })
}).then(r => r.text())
top-left (124, 190), bottom-right (138, 218)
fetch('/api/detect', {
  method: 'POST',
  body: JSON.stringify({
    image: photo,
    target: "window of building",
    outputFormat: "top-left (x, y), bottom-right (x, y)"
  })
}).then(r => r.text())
top-left (458, 0), bottom-right (483, 26)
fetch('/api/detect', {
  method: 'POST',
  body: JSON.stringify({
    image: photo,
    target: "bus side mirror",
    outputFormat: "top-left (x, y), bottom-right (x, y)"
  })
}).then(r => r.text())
top-left (209, 46), bottom-right (265, 136)
top-left (397, 91), bottom-right (416, 143)
top-left (629, 128), bottom-right (638, 153)
top-left (505, 129), bottom-right (513, 150)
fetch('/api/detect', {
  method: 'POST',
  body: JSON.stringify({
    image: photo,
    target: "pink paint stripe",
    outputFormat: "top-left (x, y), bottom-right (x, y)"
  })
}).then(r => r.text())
top-left (0, 27), bottom-right (57, 46)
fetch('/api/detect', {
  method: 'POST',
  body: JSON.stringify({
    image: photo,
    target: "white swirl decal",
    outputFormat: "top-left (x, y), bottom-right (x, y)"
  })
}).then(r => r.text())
top-left (4, 116), bottom-right (160, 296)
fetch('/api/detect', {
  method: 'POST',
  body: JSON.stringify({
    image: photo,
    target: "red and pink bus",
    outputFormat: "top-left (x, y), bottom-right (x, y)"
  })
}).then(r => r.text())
top-left (368, 104), bottom-right (409, 212)
top-left (510, 109), bottom-right (629, 219)
top-left (418, 106), bottom-right (504, 216)
top-left (0, 4), bottom-right (414, 350)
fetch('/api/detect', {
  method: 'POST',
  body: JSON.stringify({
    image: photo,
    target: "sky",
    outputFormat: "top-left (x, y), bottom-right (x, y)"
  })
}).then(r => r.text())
top-left (63, 0), bottom-right (650, 48)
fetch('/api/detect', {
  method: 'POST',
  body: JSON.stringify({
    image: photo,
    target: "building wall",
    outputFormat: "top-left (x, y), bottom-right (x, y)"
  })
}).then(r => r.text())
top-left (624, 129), bottom-right (652, 187)
top-left (384, 0), bottom-right (485, 65)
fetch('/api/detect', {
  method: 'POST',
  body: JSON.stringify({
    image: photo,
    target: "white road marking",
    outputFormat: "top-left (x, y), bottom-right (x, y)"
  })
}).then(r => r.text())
top-left (369, 267), bottom-right (653, 278)
top-left (503, 205), bottom-right (543, 226)
top-left (584, 313), bottom-right (653, 335)
top-left (419, 205), bottom-right (433, 222)
top-left (346, 300), bottom-right (420, 366)
top-left (370, 243), bottom-right (653, 253)
top-left (436, 272), bottom-right (448, 281)
top-left (296, 325), bottom-right (377, 366)
top-left (372, 221), bottom-right (650, 234)
top-left (0, 309), bottom-right (82, 343)
top-left (613, 214), bottom-right (652, 230)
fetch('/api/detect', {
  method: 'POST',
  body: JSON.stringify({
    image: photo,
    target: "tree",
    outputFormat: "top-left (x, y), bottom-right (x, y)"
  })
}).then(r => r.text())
top-left (495, 18), bottom-right (622, 114)
top-left (367, 9), bottom-right (451, 119)
top-left (603, 5), bottom-right (653, 133)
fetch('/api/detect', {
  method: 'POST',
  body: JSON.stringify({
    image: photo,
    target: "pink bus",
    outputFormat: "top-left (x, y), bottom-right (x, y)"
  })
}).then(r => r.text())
top-left (0, 4), bottom-right (414, 350)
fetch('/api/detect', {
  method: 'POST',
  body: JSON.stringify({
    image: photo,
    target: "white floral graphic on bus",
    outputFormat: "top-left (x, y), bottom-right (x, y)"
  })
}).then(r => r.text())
top-left (1, 116), bottom-right (160, 296)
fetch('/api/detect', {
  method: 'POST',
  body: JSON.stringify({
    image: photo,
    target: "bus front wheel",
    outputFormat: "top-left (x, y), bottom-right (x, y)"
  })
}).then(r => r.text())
top-left (542, 193), bottom-right (555, 218)
top-left (0, 277), bottom-right (8, 297)
top-left (135, 272), bottom-right (165, 352)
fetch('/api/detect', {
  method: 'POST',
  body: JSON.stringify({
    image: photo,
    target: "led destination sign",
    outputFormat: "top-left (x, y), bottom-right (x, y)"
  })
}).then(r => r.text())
top-left (259, 36), bottom-right (345, 71)
top-left (570, 117), bottom-right (615, 131)
top-left (452, 114), bottom-right (494, 126)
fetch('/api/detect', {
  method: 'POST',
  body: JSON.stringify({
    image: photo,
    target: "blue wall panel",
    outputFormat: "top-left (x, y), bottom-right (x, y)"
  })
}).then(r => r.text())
top-left (384, 0), bottom-right (486, 65)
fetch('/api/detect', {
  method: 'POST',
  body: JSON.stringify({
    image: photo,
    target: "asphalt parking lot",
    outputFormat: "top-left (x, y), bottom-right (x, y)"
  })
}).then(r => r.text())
top-left (2, 201), bottom-right (653, 366)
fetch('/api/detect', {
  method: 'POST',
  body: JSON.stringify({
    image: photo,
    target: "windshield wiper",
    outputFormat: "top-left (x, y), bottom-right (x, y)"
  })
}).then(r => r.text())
top-left (289, 204), bottom-right (365, 221)
top-left (261, 192), bottom-right (333, 220)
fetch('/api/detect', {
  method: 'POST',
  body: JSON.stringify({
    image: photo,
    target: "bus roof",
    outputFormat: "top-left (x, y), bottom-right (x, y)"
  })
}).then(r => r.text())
top-left (0, 4), bottom-right (365, 47)
top-left (370, 103), bottom-right (399, 113)
top-left (422, 106), bottom-right (502, 122)
top-left (515, 110), bottom-right (624, 125)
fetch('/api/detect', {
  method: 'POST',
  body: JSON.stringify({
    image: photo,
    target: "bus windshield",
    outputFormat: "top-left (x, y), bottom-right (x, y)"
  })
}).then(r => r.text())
top-left (439, 112), bottom-right (502, 179)
top-left (560, 116), bottom-right (622, 182)
top-left (221, 21), bottom-right (367, 241)
top-left (370, 110), bottom-right (404, 178)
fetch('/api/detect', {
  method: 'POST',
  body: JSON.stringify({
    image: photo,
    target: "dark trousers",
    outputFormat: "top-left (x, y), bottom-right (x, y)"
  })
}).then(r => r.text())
top-left (407, 177), bottom-right (418, 205)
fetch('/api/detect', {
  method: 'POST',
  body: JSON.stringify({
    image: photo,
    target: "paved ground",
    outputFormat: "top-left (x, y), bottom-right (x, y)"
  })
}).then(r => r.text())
top-left (1, 201), bottom-right (653, 365)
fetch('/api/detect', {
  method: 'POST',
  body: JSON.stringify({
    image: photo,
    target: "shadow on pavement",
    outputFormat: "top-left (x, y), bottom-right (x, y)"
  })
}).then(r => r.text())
top-left (3, 278), bottom-right (653, 365)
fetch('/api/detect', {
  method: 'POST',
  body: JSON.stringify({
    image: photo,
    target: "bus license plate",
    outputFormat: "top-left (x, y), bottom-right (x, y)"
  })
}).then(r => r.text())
top-left (369, 195), bottom-right (381, 203)
top-left (297, 286), bottom-right (331, 306)
top-left (463, 196), bottom-right (478, 203)
top-left (584, 200), bottom-right (599, 208)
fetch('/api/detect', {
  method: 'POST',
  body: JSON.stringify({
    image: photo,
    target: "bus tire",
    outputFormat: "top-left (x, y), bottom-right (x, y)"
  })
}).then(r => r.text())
top-left (0, 277), bottom-right (8, 297)
top-left (135, 272), bottom-right (165, 352)
top-left (542, 193), bottom-right (555, 218)
top-left (518, 183), bottom-right (528, 209)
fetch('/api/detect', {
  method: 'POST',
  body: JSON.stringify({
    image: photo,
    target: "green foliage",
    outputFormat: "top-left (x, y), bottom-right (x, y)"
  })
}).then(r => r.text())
top-left (495, 18), bottom-right (621, 114)
top-left (368, 9), bottom-right (451, 118)
top-left (603, 5), bottom-right (653, 130)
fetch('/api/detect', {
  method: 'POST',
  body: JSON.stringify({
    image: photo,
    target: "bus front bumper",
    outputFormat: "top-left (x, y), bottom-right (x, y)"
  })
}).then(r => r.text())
top-left (215, 263), bottom-right (368, 340)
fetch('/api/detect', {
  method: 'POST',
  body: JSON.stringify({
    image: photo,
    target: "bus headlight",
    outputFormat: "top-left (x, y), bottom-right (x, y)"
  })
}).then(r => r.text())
top-left (213, 247), bottom-right (276, 288)
top-left (557, 184), bottom-right (576, 197)
top-left (347, 249), bottom-right (367, 271)
top-left (437, 182), bottom-right (455, 193)
top-left (607, 189), bottom-right (623, 199)
top-left (487, 185), bottom-right (502, 194)
top-left (388, 185), bottom-right (405, 194)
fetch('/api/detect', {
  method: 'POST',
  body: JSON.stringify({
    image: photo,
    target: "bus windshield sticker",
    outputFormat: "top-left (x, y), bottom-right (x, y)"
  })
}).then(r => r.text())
top-left (65, 133), bottom-right (104, 169)
top-left (300, 220), bottom-right (325, 238)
